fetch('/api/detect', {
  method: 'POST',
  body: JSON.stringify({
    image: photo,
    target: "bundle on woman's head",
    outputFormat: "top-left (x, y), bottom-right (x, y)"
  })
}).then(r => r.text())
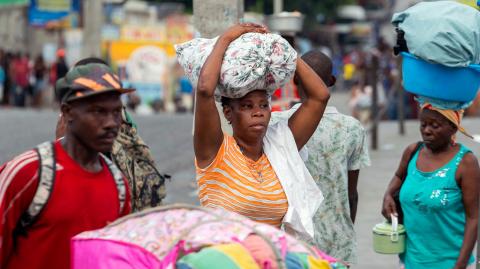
top-left (175, 32), bottom-right (297, 101)
top-left (392, 1), bottom-right (480, 143)
top-left (392, 0), bottom-right (480, 67)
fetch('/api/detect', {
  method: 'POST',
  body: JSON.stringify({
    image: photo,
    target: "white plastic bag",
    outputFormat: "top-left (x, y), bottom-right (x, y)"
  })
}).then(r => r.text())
top-left (263, 120), bottom-right (323, 240)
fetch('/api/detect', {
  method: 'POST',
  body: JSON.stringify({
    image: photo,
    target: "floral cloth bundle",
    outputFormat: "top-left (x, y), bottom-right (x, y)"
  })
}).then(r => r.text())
top-left (175, 33), bottom-right (297, 100)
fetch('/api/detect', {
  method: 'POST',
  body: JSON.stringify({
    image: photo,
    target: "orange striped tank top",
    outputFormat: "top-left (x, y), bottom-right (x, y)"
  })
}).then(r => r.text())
top-left (196, 134), bottom-right (288, 227)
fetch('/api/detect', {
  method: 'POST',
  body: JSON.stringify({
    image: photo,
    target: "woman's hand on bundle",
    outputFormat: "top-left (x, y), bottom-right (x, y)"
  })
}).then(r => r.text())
top-left (220, 23), bottom-right (268, 43)
top-left (381, 194), bottom-right (398, 221)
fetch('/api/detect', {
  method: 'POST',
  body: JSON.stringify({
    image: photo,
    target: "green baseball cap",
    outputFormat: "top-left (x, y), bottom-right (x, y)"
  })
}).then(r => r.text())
top-left (56, 63), bottom-right (134, 103)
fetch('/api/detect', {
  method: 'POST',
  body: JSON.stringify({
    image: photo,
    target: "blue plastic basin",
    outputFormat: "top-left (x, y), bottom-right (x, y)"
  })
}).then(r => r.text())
top-left (401, 52), bottom-right (480, 102)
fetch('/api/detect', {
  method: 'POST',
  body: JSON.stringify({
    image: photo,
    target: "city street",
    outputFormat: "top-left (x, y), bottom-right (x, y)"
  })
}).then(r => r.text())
top-left (1, 92), bottom-right (479, 268)
top-left (2, 0), bottom-right (480, 268)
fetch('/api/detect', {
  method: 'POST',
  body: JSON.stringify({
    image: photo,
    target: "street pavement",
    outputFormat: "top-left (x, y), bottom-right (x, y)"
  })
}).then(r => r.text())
top-left (0, 92), bottom-right (479, 268)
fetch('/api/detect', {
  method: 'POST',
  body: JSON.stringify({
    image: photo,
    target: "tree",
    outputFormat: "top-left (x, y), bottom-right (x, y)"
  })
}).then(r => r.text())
top-left (144, 0), bottom-right (355, 19)
top-left (286, 0), bottom-right (356, 28)
top-left (248, 0), bottom-right (355, 18)
top-left (243, 0), bottom-right (355, 31)
top-left (143, 0), bottom-right (357, 31)
top-left (144, 0), bottom-right (193, 13)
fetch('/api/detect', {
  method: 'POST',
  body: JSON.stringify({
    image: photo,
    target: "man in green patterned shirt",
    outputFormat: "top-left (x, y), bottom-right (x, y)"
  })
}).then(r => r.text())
top-left (271, 50), bottom-right (370, 264)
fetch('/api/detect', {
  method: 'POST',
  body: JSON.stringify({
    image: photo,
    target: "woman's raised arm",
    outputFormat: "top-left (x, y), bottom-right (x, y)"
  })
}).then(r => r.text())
top-left (288, 58), bottom-right (330, 150)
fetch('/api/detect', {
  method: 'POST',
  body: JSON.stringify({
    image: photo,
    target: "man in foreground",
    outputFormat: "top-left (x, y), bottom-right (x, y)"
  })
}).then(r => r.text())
top-left (0, 63), bottom-right (132, 269)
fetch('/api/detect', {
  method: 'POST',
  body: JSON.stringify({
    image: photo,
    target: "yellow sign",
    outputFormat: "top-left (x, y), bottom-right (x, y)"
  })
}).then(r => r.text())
top-left (108, 41), bottom-right (176, 63)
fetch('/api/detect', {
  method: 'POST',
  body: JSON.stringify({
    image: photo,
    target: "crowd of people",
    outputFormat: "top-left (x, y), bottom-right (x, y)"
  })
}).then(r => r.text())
top-left (0, 49), bottom-right (195, 114)
top-left (343, 38), bottom-right (420, 126)
top-left (0, 49), bottom-right (68, 108)
top-left (0, 18), bottom-right (478, 269)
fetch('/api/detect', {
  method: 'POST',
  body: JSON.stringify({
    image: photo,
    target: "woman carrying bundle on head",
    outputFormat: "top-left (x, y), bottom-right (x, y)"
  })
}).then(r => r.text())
top-left (185, 23), bottom-right (330, 239)
top-left (380, 2), bottom-right (480, 268)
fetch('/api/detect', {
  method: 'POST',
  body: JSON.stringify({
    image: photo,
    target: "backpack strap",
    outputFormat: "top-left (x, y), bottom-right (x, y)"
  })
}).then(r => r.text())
top-left (19, 141), bottom-right (56, 229)
top-left (100, 154), bottom-right (126, 214)
top-left (16, 144), bottom-right (126, 233)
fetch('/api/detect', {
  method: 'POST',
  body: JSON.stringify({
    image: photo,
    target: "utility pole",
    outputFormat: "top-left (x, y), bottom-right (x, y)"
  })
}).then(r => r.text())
top-left (193, 0), bottom-right (244, 38)
top-left (370, 19), bottom-right (381, 150)
top-left (192, 0), bottom-right (244, 134)
top-left (369, 53), bottom-right (379, 150)
top-left (273, 0), bottom-right (283, 14)
top-left (82, 0), bottom-right (103, 58)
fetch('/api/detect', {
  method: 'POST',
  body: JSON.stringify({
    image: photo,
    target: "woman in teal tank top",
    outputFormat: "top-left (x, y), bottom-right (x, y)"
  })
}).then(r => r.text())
top-left (382, 107), bottom-right (479, 269)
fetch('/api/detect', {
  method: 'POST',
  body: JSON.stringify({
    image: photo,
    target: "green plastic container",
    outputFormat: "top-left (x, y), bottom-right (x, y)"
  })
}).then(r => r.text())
top-left (372, 215), bottom-right (406, 254)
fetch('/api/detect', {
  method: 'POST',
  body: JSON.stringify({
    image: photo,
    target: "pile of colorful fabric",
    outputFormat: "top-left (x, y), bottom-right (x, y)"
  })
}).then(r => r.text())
top-left (176, 236), bottom-right (337, 269)
top-left (71, 204), bottom-right (347, 269)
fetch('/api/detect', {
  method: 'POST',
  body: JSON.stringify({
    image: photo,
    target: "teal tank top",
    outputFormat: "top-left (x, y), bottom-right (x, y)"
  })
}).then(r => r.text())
top-left (399, 144), bottom-right (474, 269)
